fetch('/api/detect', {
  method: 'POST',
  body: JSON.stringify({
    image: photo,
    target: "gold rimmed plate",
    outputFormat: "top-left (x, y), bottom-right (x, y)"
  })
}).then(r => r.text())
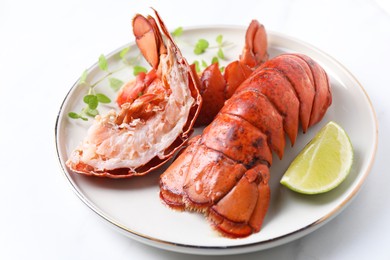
top-left (55, 26), bottom-right (378, 255)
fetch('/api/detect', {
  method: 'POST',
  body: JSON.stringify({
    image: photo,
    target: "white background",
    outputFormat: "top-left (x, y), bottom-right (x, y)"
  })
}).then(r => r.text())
top-left (1, 0), bottom-right (389, 259)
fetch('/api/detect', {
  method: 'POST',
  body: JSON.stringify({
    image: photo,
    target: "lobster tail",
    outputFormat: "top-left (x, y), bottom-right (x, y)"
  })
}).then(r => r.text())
top-left (67, 10), bottom-right (202, 178)
top-left (160, 53), bottom-right (332, 238)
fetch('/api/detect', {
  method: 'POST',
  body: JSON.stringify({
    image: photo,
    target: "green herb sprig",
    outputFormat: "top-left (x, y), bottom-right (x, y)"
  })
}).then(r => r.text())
top-left (170, 27), bottom-right (233, 73)
top-left (69, 27), bottom-right (233, 121)
top-left (68, 48), bottom-right (148, 121)
top-left (194, 39), bottom-right (209, 55)
top-left (174, 30), bottom-right (232, 73)
top-left (68, 62), bottom-right (112, 121)
top-left (171, 27), bottom-right (183, 37)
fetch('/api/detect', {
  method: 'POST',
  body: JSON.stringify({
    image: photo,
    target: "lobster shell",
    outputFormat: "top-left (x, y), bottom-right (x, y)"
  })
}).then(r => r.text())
top-left (66, 10), bottom-right (202, 178)
top-left (195, 20), bottom-right (268, 126)
top-left (160, 53), bottom-right (332, 238)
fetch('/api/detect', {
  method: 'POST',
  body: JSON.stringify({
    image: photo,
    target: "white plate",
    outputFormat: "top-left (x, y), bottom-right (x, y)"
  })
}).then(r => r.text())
top-left (55, 26), bottom-right (378, 255)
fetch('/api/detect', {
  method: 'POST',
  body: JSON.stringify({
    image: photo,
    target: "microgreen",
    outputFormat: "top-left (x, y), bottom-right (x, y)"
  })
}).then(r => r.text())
top-left (83, 94), bottom-right (99, 109)
top-left (69, 45), bottom-right (151, 121)
top-left (98, 54), bottom-right (108, 72)
top-left (169, 27), bottom-right (232, 72)
top-left (119, 46), bottom-right (130, 59)
top-left (84, 107), bottom-right (99, 117)
top-left (217, 48), bottom-right (225, 59)
top-left (109, 77), bottom-right (124, 91)
top-left (96, 93), bottom-right (111, 103)
top-left (172, 27), bottom-right (183, 37)
top-left (69, 91), bottom-right (109, 121)
top-left (216, 34), bottom-right (223, 45)
top-left (68, 112), bottom-right (88, 121)
top-left (194, 60), bottom-right (201, 73)
top-left (133, 65), bottom-right (147, 76)
top-left (79, 69), bottom-right (88, 85)
top-left (194, 39), bottom-right (209, 55)
top-left (216, 34), bottom-right (226, 60)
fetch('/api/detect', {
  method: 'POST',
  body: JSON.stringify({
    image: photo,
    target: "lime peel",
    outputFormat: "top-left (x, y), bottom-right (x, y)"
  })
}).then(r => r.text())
top-left (280, 121), bottom-right (353, 194)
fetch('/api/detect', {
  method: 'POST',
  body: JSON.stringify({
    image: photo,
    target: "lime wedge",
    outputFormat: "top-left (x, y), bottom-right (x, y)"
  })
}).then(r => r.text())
top-left (280, 121), bottom-right (353, 194)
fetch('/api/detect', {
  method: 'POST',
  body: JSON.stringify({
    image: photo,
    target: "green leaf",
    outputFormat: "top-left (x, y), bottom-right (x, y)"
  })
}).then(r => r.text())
top-left (194, 39), bottom-right (209, 55)
top-left (194, 60), bottom-right (200, 73)
top-left (96, 93), bottom-right (111, 103)
top-left (197, 39), bottom-right (209, 49)
top-left (193, 47), bottom-right (203, 55)
top-left (68, 112), bottom-right (88, 121)
top-left (172, 27), bottom-right (183, 37)
top-left (109, 77), bottom-right (124, 91)
top-left (85, 108), bottom-right (99, 117)
top-left (201, 60), bottom-right (208, 68)
top-left (220, 66), bottom-right (225, 73)
top-left (133, 65), bottom-right (147, 76)
top-left (68, 112), bottom-right (79, 119)
top-left (211, 56), bottom-right (219, 64)
top-left (98, 54), bottom-right (108, 71)
top-left (83, 94), bottom-right (98, 109)
top-left (79, 69), bottom-right (88, 85)
top-left (83, 94), bottom-right (94, 104)
top-left (217, 48), bottom-right (225, 59)
top-left (216, 34), bottom-right (223, 45)
top-left (119, 46), bottom-right (130, 59)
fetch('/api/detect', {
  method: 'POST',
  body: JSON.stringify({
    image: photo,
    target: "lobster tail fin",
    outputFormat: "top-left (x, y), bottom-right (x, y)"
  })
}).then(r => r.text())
top-left (224, 60), bottom-right (253, 100)
top-left (133, 14), bottom-right (166, 70)
top-left (240, 20), bottom-right (268, 68)
top-left (209, 164), bottom-right (270, 237)
top-left (195, 63), bottom-right (226, 126)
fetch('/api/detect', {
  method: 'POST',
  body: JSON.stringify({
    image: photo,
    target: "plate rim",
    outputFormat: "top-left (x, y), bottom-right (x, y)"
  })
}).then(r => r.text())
top-left (54, 25), bottom-right (378, 255)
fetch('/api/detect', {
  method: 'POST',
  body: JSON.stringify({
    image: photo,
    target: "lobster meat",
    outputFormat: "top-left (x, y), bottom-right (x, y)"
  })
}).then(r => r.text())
top-left (160, 53), bottom-right (332, 238)
top-left (66, 10), bottom-right (201, 178)
top-left (117, 20), bottom-right (268, 127)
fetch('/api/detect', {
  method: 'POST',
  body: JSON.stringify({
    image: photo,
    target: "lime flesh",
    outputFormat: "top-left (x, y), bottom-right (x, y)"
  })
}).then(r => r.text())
top-left (280, 121), bottom-right (353, 194)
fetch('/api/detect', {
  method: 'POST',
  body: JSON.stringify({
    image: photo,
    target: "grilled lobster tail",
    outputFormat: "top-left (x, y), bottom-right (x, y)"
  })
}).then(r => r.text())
top-left (160, 53), bottom-right (332, 238)
top-left (66, 10), bottom-right (201, 178)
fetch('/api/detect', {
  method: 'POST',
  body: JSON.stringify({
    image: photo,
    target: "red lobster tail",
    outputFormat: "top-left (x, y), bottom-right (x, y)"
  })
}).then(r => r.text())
top-left (67, 10), bottom-right (202, 178)
top-left (160, 53), bottom-right (332, 238)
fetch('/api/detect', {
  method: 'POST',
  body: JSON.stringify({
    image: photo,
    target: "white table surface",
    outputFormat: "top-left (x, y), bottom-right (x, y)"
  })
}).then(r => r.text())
top-left (1, 0), bottom-right (389, 259)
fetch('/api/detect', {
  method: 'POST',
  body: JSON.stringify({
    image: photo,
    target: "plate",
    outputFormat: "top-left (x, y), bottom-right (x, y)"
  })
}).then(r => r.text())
top-left (55, 26), bottom-right (378, 255)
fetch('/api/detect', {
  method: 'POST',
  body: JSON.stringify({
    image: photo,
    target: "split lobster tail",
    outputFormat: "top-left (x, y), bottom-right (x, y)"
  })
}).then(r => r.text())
top-left (195, 20), bottom-right (268, 126)
top-left (66, 10), bottom-right (201, 178)
top-left (160, 53), bottom-right (332, 238)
